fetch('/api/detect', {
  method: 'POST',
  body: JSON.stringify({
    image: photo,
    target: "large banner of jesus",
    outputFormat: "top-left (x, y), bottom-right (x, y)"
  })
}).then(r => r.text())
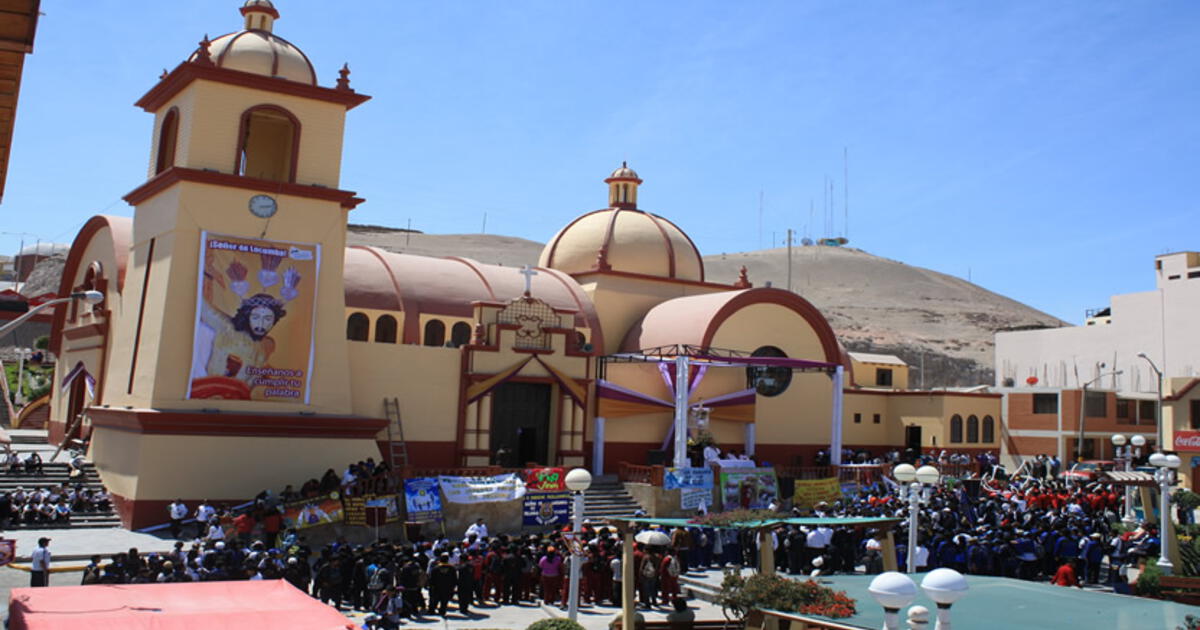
top-left (187, 232), bottom-right (321, 403)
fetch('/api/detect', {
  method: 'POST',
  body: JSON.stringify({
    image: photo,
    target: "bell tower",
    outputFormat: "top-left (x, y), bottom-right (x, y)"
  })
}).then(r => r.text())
top-left (88, 1), bottom-right (383, 529)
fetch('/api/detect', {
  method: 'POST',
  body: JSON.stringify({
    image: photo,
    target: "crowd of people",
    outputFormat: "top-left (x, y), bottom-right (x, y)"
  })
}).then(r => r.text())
top-left (0, 449), bottom-right (113, 529)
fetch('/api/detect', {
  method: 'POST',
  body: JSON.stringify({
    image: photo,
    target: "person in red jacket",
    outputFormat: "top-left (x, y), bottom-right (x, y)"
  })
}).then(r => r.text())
top-left (1051, 558), bottom-right (1081, 588)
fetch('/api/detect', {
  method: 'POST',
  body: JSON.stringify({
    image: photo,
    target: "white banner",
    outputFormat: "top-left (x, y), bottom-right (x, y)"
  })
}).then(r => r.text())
top-left (439, 474), bottom-right (527, 504)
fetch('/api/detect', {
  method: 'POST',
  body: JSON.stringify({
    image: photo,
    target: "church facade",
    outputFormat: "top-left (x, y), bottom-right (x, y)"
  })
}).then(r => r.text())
top-left (46, 1), bottom-right (999, 528)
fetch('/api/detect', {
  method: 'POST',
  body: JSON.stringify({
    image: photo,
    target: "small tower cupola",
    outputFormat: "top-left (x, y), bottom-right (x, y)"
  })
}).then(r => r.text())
top-left (605, 161), bottom-right (642, 210)
top-left (241, 0), bottom-right (279, 32)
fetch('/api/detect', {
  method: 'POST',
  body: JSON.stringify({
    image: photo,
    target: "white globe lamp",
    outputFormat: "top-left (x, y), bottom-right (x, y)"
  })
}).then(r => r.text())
top-left (1131, 435), bottom-right (1147, 447)
top-left (565, 468), bottom-right (593, 492)
top-left (1111, 434), bottom-right (1127, 447)
top-left (1150, 452), bottom-right (1167, 468)
top-left (921, 568), bottom-right (968, 630)
top-left (868, 572), bottom-right (918, 630)
top-left (1166, 454), bottom-right (1182, 470)
top-left (915, 465), bottom-right (941, 486)
top-left (893, 464), bottom-right (916, 483)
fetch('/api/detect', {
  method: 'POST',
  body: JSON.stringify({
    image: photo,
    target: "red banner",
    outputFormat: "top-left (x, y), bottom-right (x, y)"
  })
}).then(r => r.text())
top-left (524, 467), bottom-right (566, 492)
top-left (1175, 431), bottom-right (1200, 451)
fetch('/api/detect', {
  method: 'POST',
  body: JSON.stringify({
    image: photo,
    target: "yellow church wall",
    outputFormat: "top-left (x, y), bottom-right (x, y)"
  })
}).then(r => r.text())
top-left (145, 89), bottom-right (196, 178)
top-left (89, 427), bottom-right (143, 499)
top-left (347, 342), bottom-right (461, 442)
top-left (842, 392), bottom-right (893, 445)
top-left (119, 181), bottom-right (353, 415)
top-left (111, 432), bottom-right (376, 501)
top-left (579, 276), bottom-right (724, 355)
top-left (159, 81), bottom-right (348, 188)
top-left (50, 224), bottom-right (123, 425)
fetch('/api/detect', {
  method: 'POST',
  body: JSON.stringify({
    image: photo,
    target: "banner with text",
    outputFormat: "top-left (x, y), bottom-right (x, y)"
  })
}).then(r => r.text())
top-left (1175, 431), bottom-right (1200, 452)
top-left (344, 494), bottom-right (402, 527)
top-left (522, 491), bottom-right (572, 526)
top-left (439, 473), bottom-right (527, 504)
top-left (718, 468), bottom-right (778, 510)
top-left (664, 467), bottom-right (715, 490)
top-left (524, 467), bottom-right (566, 492)
top-left (188, 232), bottom-right (321, 403)
top-left (792, 478), bottom-right (843, 510)
top-left (680, 487), bottom-right (711, 511)
top-left (281, 493), bottom-right (344, 530)
top-left (404, 477), bottom-right (443, 522)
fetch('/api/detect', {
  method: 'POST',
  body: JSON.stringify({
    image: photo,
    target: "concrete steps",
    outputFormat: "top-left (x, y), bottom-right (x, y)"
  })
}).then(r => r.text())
top-left (0, 462), bottom-right (121, 529)
top-left (581, 478), bottom-right (644, 520)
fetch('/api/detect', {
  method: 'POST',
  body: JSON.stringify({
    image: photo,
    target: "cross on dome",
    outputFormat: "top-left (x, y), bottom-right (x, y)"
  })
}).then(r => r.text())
top-left (519, 265), bottom-right (539, 296)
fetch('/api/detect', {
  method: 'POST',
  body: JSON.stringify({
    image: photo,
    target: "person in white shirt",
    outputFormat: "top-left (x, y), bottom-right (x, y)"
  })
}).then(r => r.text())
top-left (702, 444), bottom-right (721, 464)
top-left (194, 500), bottom-right (215, 538)
top-left (30, 537), bottom-right (51, 587)
top-left (206, 519), bottom-right (225, 542)
top-left (168, 499), bottom-right (188, 539)
top-left (465, 518), bottom-right (488, 539)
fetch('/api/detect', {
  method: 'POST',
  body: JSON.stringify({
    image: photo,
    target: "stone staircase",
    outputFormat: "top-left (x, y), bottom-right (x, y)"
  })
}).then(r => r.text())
top-left (581, 475), bottom-right (644, 521)
top-left (0, 462), bottom-right (122, 528)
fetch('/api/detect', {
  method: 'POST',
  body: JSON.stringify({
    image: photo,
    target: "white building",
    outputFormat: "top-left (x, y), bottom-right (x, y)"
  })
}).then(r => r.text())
top-left (995, 251), bottom-right (1200, 394)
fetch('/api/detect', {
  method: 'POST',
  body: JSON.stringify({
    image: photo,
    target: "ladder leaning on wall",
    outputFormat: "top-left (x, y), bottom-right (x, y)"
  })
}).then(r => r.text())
top-left (383, 397), bottom-right (409, 470)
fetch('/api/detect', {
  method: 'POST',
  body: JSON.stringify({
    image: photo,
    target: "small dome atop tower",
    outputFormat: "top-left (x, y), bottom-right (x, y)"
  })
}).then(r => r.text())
top-left (604, 161), bottom-right (643, 209)
top-left (189, 1), bottom-right (317, 85)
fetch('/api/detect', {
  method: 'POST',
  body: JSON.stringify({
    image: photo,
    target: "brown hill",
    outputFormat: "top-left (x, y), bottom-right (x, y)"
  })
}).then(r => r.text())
top-left (347, 224), bottom-right (1065, 386)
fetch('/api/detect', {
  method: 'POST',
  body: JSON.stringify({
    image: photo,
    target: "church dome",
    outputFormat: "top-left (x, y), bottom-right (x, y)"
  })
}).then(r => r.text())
top-left (539, 165), bottom-right (704, 282)
top-left (188, 1), bottom-right (317, 85)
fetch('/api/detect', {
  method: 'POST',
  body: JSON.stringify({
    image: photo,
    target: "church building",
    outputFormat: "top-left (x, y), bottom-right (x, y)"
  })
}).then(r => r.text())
top-left (45, 1), bottom-right (999, 528)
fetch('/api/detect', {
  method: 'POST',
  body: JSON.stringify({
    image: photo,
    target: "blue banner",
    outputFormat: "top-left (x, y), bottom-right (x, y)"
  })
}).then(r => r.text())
top-left (403, 477), bottom-right (443, 523)
top-left (522, 491), bottom-right (571, 526)
top-left (664, 467), bottom-right (715, 490)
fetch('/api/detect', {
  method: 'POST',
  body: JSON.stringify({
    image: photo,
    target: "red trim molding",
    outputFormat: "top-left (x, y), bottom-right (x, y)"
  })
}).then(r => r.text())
top-left (124, 166), bottom-right (365, 209)
top-left (699, 287), bottom-right (843, 364)
top-left (88, 407), bottom-right (387, 439)
top-left (62, 321), bottom-right (108, 341)
top-left (847, 388), bottom-right (1003, 399)
top-left (135, 62), bottom-right (370, 112)
top-left (571, 267), bottom-right (736, 290)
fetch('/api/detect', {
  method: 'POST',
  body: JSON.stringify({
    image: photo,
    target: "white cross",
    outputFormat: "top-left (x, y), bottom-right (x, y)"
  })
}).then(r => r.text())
top-left (519, 265), bottom-right (538, 296)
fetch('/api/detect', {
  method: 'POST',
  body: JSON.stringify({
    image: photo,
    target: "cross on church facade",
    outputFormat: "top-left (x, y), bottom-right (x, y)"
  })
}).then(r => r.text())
top-left (520, 265), bottom-right (538, 296)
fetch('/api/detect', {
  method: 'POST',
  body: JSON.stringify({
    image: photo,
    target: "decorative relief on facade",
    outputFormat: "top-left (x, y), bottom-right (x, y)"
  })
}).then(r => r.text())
top-left (496, 297), bottom-right (559, 350)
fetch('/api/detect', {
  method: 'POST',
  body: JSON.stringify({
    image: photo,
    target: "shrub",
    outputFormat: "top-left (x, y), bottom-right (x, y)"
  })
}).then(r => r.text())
top-left (1136, 557), bottom-right (1163, 598)
top-left (526, 619), bottom-right (586, 630)
top-left (718, 571), bottom-right (856, 621)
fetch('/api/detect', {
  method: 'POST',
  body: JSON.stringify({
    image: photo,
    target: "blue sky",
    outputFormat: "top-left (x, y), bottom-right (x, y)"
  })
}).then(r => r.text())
top-left (3, 1), bottom-right (1197, 324)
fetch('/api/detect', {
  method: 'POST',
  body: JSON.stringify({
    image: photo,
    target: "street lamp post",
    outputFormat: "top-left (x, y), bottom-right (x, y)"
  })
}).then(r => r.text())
top-left (867, 572), bottom-right (918, 630)
top-left (892, 463), bottom-right (941, 573)
top-left (564, 467), bottom-right (592, 621)
top-left (0, 291), bottom-right (104, 341)
top-left (1111, 434), bottom-right (1146, 527)
top-left (921, 568), bottom-right (969, 630)
top-left (1138, 353), bottom-right (1164, 451)
top-left (1077, 369), bottom-right (1123, 461)
top-left (1149, 451), bottom-right (1181, 575)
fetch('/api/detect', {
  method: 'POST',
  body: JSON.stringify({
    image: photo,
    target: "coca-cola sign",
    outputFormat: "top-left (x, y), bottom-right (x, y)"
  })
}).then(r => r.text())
top-left (1174, 431), bottom-right (1200, 451)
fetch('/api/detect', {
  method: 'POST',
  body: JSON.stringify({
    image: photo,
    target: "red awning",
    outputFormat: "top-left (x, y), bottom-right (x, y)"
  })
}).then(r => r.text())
top-left (8, 580), bottom-right (354, 630)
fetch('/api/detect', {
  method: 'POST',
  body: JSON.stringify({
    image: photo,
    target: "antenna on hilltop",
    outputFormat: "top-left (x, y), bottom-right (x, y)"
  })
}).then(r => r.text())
top-left (758, 190), bottom-right (764, 250)
top-left (843, 147), bottom-right (849, 241)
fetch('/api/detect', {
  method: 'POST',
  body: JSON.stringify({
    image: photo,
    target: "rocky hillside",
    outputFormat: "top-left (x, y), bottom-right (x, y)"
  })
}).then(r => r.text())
top-left (346, 224), bottom-right (1065, 387)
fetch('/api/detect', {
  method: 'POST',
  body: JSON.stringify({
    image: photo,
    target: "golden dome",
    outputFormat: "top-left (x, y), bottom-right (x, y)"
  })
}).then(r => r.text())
top-left (539, 207), bottom-right (704, 282)
top-left (189, 2), bottom-right (317, 85)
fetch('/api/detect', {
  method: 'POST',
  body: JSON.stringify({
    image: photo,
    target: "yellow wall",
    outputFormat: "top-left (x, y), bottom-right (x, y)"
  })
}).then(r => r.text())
top-left (347, 342), bottom-right (460, 442)
top-left (91, 428), bottom-right (377, 501)
top-left (50, 225), bottom-right (123, 426)
top-left (851, 360), bottom-right (910, 389)
top-left (579, 276), bottom-right (722, 355)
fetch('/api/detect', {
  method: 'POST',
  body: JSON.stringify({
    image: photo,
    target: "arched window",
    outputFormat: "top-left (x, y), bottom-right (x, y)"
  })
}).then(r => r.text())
top-left (746, 346), bottom-right (792, 397)
top-left (424, 320), bottom-right (446, 347)
top-left (155, 108), bottom-right (179, 175)
top-left (346, 312), bottom-right (369, 341)
top-left (450, 322), bottom-right (471, 347)
top-left (236, 105), bottom-right (299, 183)
top-left (967, 415), bottom-right (979, 443)
top-left (375, 315), bottom-right (397, 343)
top-left (950, 415), bottom-right (963, 443)
top-left (982, 415), bottom-right (995, 442)
top-left (575, 331), bottom-right (587, 350)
